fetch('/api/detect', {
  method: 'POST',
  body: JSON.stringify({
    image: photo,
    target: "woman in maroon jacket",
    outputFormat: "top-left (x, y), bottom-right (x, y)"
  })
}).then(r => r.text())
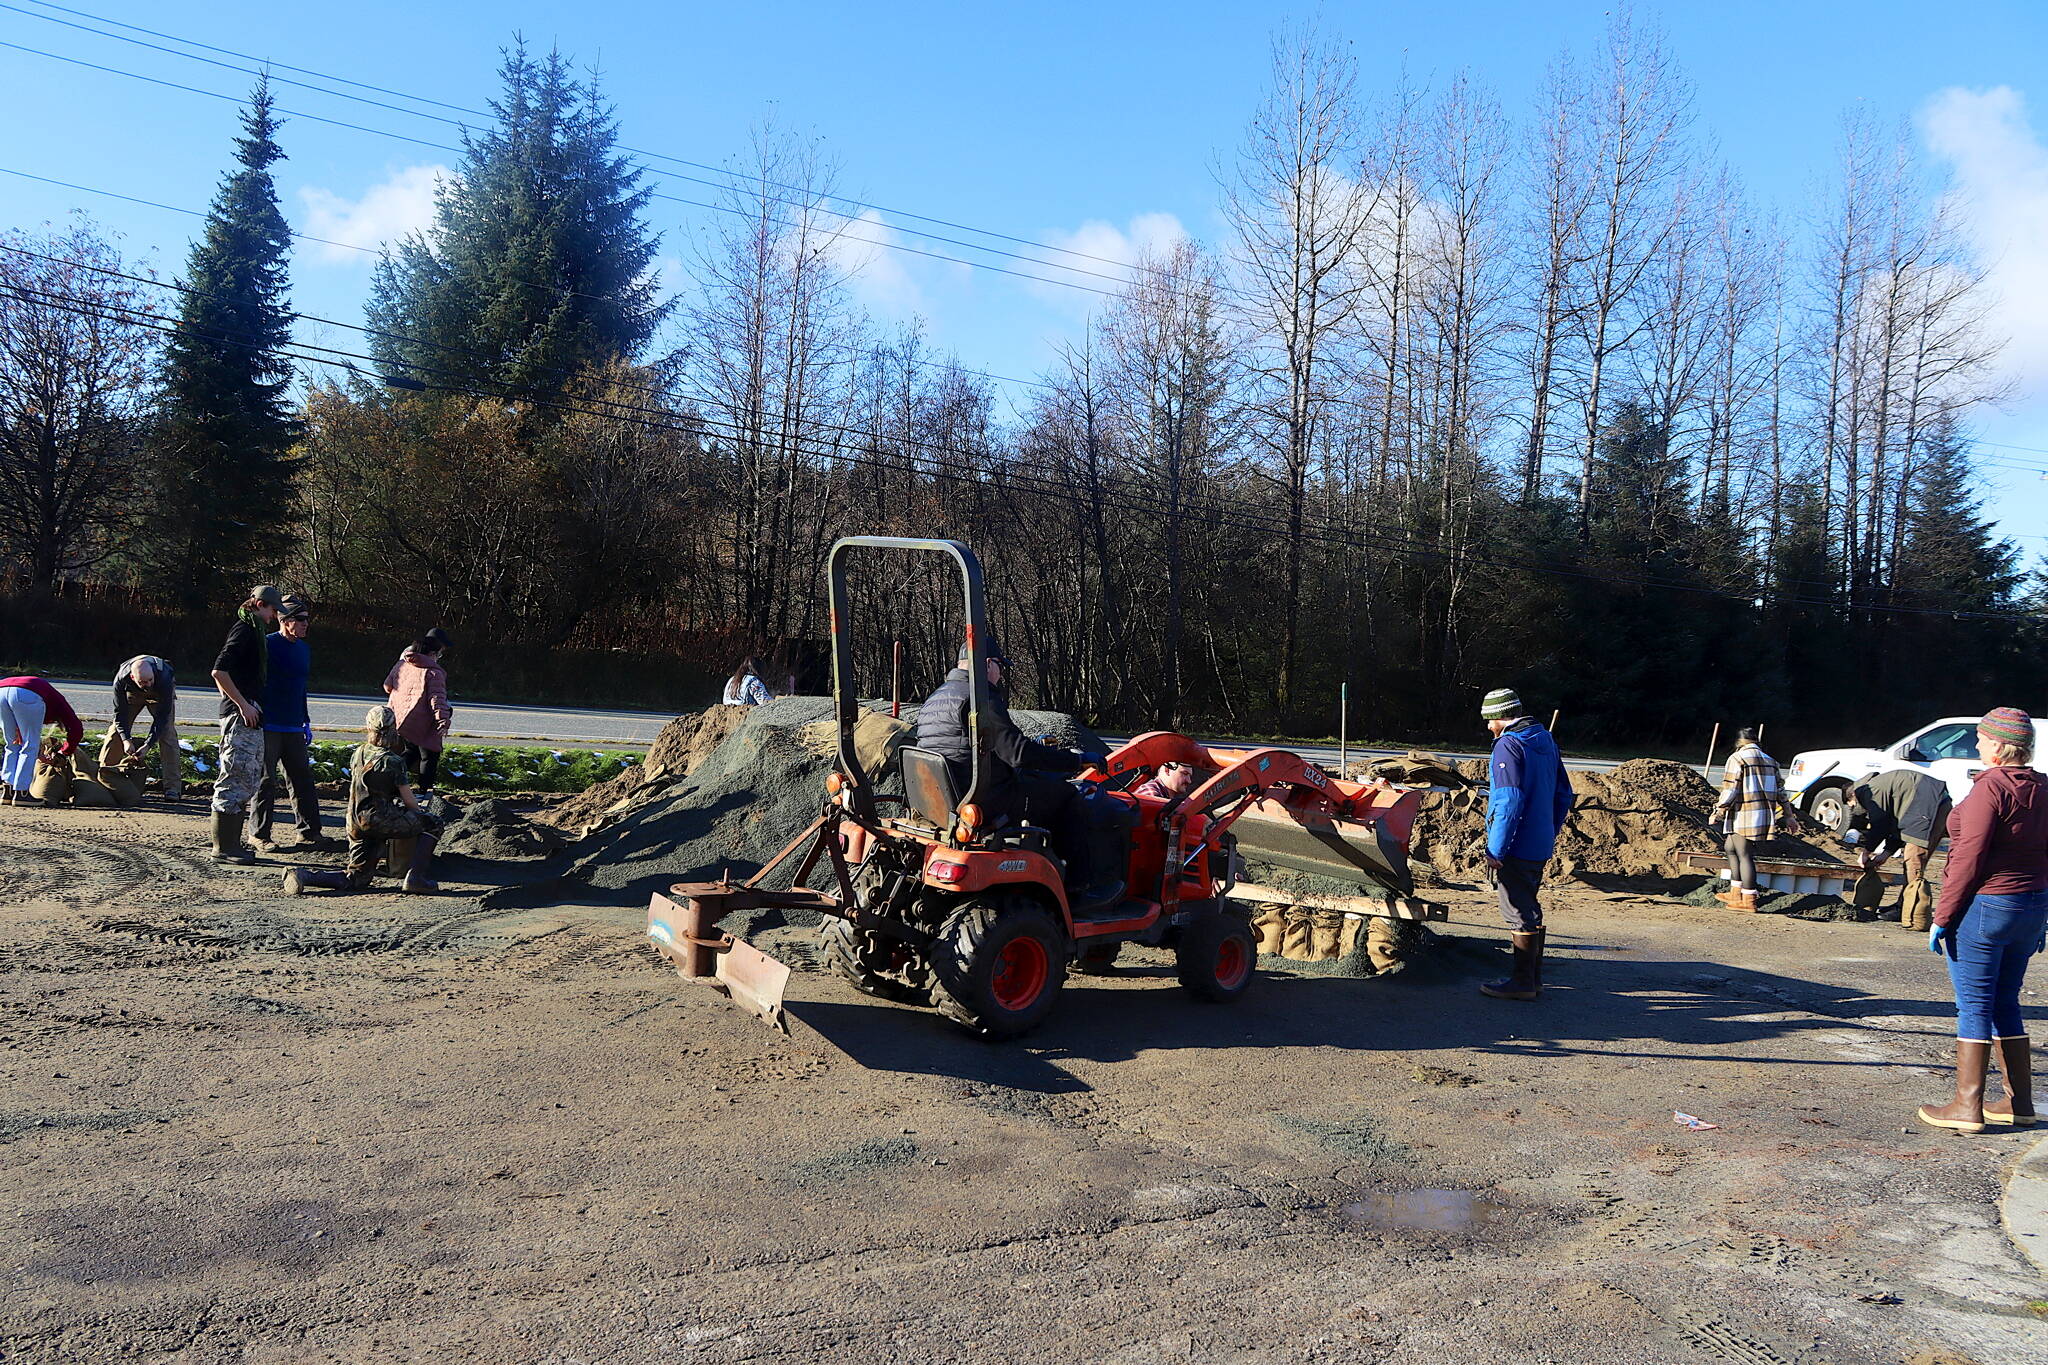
top-left (0, 674), bottom-right (83, 805)
top-left (1919, 707), bottom-right (2048, 1134)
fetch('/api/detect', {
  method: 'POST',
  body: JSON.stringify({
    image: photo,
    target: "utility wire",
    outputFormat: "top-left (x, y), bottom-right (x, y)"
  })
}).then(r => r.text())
top-left (14, 276), bottom-right (2037, 622)
top-left (0, 163), bottom-right (1056, 395)
top-left (0, 36), bottom-right (1126, 300)
top-left (9, 0), bottom-right (1186, 285)
top-left (5, 241), bottom-right (1905, 602)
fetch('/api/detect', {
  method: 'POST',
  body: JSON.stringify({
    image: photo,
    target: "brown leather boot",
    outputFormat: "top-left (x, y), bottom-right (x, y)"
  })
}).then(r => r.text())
top-left (1737, 887), bottom-right (1761, 912)
top-left (1985, 1036), bottom-right (2037, 1127)
top-left (1919, 1040), bottom-right (1992, 1133)
top-left (1480, 930), bottom-right (1543, 1000)
top-left (1714, 885), bottom-right (1745, 908)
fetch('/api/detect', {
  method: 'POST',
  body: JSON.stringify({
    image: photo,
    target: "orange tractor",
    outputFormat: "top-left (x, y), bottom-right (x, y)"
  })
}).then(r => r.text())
top-left (647, 537), bottom-right (1427, 1038)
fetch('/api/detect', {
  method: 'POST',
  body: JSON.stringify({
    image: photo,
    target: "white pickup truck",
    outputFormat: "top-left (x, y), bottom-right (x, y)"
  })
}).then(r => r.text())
top-left (1783, 715), bottom-right (2048, 830)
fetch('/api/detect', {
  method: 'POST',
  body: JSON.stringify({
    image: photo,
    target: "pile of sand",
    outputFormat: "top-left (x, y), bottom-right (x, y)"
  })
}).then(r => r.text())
top-left (539, 704), bottom-right (752, 835)
top-left (484, 697), bottom-right (1103, 934)
top-left (1409, 756), bottom-right (1841, 883)
top-left (437, 798), bottom-right (567, 860)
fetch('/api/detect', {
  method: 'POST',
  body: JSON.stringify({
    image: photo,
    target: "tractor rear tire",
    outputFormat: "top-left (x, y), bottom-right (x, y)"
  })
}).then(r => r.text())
top-left (820, 917), bottom-right (928, 1005)
top-left (1176, 912), bottom-right (1257, 1003)
top-left (929, 894), bottom-right (1066, 1039)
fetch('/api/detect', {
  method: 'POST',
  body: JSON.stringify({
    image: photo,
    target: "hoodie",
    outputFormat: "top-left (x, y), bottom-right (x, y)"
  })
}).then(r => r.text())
top-left (1935, 764), bottom-right (2048, 927)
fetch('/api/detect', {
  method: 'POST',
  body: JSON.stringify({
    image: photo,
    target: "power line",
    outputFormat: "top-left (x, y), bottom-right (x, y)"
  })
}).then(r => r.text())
top-left (0, 1), bottom-right (1152, 293)
top-left (0, 35), bottom-right (1129, 301)
top-left (11, 0), bottom-right (1186, 285)
top-left (13, 275), bottom-right (2037, 622)
top-left (0, 162), bottom-right (1055, 396)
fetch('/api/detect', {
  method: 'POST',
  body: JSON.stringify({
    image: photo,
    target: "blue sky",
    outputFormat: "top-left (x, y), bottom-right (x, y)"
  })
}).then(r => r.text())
top-left (6, 0), bottom-right (2048, 550)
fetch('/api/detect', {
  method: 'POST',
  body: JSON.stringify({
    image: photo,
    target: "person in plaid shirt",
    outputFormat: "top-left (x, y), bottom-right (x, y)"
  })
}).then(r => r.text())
top-left (1715, 727), bottom-right (1792, 910)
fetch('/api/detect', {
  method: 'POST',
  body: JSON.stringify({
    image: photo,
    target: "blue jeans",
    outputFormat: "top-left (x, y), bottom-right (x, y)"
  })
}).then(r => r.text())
top-left (0, 685), bottom-right (47, 789)
top-left (1946, 890), bottom-right (2048, 1041)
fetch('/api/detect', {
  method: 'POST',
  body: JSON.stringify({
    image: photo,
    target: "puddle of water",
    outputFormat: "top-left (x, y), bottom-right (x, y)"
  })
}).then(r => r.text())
top-left (1342, 1189), bottom-right (1507, 1234)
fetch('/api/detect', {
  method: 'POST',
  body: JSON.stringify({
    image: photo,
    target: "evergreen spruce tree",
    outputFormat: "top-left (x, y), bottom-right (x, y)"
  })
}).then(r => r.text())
top-left (367, 41), bottom-right (667, 400)
top-left (155, 78), bottom-right (298, 606)
top-left (1889, 420), bottom-right (2024, 713)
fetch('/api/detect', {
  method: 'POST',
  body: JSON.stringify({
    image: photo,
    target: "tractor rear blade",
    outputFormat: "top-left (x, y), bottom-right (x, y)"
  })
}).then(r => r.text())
top-left (715, 935), bottom-right (792, 1032)
top-left (649, 883), bottom-right (834, 1034)
top-left (1228, 797), bottom-right (1414, 898)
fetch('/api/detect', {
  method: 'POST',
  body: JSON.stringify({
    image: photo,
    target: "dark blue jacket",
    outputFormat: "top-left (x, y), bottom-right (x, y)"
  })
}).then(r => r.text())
top-left (260, 633), bottom-right (311, 733)
top-left (1487, 719), bottom-right (1573, 862)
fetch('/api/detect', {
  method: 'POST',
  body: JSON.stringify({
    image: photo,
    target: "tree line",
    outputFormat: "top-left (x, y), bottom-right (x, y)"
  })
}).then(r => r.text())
top-left (0, 20), bottom-right (2036, 748)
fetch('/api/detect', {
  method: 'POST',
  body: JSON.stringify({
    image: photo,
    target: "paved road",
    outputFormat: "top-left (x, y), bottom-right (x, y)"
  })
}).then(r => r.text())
top-left (46, 676), bottom-right (1686, 769)
top-left (45, 678), bottom-right (672, 749)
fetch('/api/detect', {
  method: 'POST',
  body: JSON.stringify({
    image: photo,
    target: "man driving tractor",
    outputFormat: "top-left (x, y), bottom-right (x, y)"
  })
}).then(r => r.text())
top-left (911, 637), bottom-right (1123, 913)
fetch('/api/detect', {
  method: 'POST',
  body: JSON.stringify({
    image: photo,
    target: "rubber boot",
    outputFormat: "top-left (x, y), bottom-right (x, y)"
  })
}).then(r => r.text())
top-left (283, 867), bottom-right (353, 895)
top-left (211, 809), bottom-right (256, 864)
top-left (1480, 930), bottom-right (1544, 1000)
top-left (401, 833), bottom-right (440, 895)
top-left (1985, 1036), bottom-right (2037, 1127)
top-left (1919, 1040), bottom-right (1991, 1133)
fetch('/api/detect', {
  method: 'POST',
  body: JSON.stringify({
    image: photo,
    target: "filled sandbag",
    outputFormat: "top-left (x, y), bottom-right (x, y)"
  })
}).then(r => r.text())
top-left (102, 772), bottom-right (142, 806)
top-left (29, 756), bottom-right (73, 803)
top-left (70, 775), bottom-right (114, 807)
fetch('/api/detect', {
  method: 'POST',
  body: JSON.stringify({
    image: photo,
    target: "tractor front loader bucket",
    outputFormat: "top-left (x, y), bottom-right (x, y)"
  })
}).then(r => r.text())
top-left (1226, 792), bottom-right (1423, 900)
top-left (648, 879), bottom-right (838, 1033)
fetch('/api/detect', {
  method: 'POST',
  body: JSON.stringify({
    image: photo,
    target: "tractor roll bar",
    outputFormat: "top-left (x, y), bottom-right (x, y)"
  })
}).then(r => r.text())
top-left (826, 536), bottom-right (992, 823)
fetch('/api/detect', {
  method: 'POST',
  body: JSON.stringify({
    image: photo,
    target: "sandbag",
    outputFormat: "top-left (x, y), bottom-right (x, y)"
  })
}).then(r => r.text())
top-left (1254, 907), bottom-right (1287, 955)
top-left (103, 772), bottom-right (141, 806)
top-left (1310, 909), bottom-right (1344, 960)
top-left (1280, 908), bottom-right (1313, 961)
top-left (29, 756), bottom-right (73, 803)
top-left (99, 728), bottom-right (127, 769)
top-left (70, 775), bottom-right (114, 807)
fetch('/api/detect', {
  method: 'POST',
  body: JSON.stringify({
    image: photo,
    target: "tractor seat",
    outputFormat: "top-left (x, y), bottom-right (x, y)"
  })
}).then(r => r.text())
top-left (900, 745), bottom-right (963, 828)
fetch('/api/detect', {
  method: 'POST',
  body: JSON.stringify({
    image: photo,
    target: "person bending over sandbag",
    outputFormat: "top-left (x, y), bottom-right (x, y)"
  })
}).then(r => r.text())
top-left (1, 674), bottom-right (82, 806)
top-left (1844, 768), bottom-right (1951, 932)
top-left (283, 706), bottom-right (442, 896)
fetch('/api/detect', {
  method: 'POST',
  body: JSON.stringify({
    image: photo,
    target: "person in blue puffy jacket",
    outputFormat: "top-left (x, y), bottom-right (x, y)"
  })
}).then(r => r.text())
top-left (1480, 687), bottom-right (1573, 1000)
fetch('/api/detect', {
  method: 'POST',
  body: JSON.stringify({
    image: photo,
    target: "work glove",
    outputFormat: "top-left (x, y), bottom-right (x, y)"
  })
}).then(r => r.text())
top-left (1928, 925), bottom-right (1958, 959)
top-left (303, 722), bottom-right (314, 744)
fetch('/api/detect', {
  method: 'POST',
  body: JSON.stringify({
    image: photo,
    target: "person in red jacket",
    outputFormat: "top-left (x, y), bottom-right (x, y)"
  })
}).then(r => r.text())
top-left (0, 674), bottom-right (82, 805)
top-left (1918, 707), bottom-right (2048, 1134)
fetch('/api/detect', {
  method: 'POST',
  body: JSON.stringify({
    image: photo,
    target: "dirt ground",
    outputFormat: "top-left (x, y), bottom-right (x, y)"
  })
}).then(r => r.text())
top-left (4, 802), bottom-right (2047, 1364)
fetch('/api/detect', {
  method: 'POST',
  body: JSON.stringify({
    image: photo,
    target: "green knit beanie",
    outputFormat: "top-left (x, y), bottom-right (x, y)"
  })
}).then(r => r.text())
top-left (1481, 688), bottom-right (1523, 720)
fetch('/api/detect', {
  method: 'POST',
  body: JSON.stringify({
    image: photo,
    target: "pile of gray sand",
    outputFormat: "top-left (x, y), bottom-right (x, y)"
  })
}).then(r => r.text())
top-left (436, 797), bottom-right (567, 860)
top-left (540, 704), bottom-right (752, 835)
top-left (483, 696), bottom-right (1102, 936)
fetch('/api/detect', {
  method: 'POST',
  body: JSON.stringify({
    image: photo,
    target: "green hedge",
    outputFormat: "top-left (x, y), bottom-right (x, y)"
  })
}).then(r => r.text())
top-left (174, 737), bottom-right (637, 794)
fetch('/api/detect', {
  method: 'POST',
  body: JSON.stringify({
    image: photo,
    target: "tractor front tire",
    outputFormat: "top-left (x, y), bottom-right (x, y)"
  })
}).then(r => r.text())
top-left (929, 894), bottom-right (1067, 1039)
top-left (820, 917), bottom-right (929, 1005)
top-left (1176, 912), bottom-right (1258, 1003)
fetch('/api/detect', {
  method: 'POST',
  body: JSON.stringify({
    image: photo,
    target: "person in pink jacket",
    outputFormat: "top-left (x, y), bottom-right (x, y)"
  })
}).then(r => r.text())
top-left (382, 629), bottom-right (453, 790)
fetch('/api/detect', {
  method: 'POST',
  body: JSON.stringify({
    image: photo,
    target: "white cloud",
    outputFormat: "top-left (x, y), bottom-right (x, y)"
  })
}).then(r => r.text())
top-left (297, 164), bottom-right (449, 265)
top-left (1923, 87), bottom-right (2048, 398)
top-left (821, 208), bottom-right (929, 319)
top-left (1031, 212), bottom-right (1189, 310)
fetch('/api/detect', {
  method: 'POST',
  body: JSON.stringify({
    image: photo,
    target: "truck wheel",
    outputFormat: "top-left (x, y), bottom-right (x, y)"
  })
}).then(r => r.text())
top-left (820, 917), bottom-right (928, 1005)
top-left (1176, 913), bottom-right (1257, 1003)
top-left (1073, 942), bottom-right (1121, 975)
top-left (1806, 784), bottom-right (1850, 833)
top-left (929, 894), bottom-right (1066, 1039)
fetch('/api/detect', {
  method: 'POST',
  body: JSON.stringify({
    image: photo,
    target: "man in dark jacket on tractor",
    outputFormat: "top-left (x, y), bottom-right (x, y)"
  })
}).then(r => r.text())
top-left (913, 640), bottom-right (1122, 912)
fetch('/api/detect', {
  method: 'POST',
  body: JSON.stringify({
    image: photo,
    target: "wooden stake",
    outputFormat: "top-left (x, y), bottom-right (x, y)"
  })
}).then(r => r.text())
top-left (1704, 722), bottom-right (1722, 772)
top-left (1549, 708), bottom-right (1560, 736)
